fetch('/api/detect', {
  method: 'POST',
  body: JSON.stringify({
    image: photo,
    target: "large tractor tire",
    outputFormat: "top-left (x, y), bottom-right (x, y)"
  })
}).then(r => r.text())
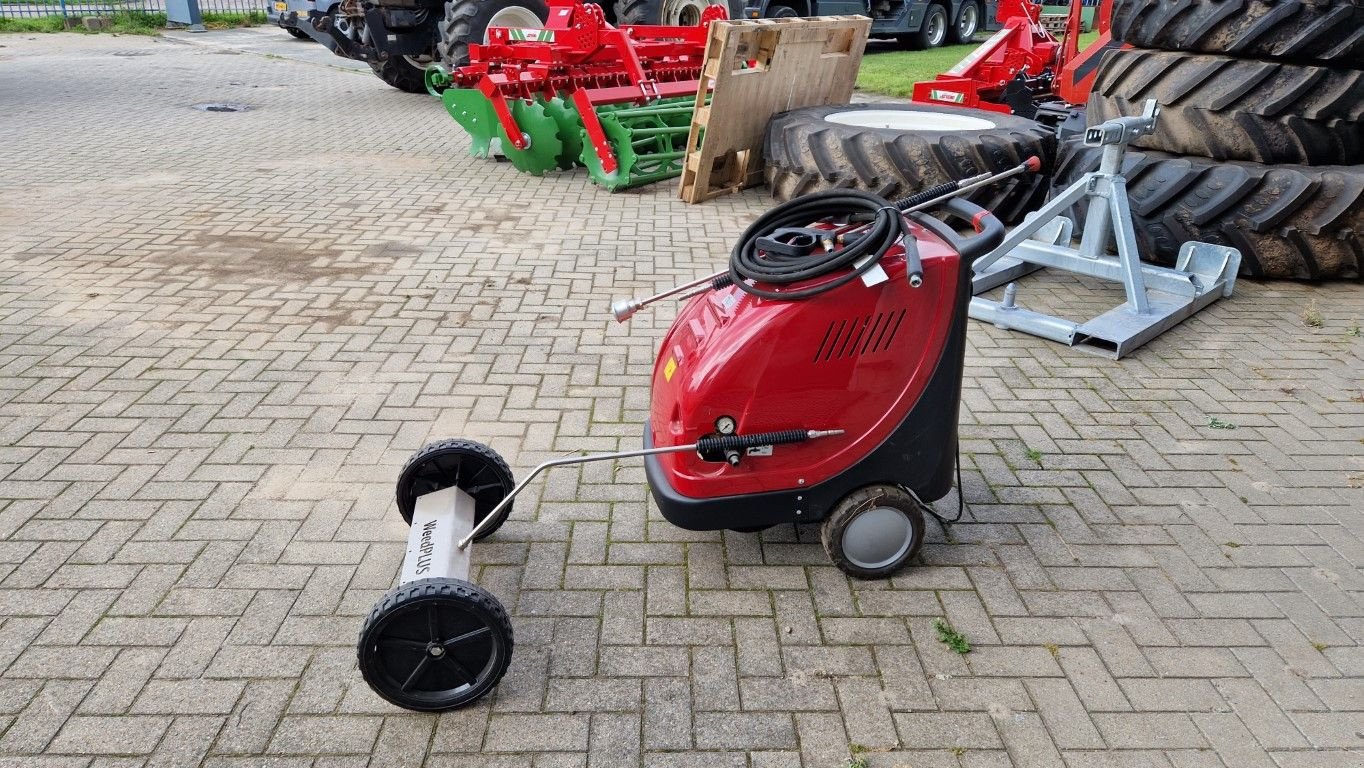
top-left (439, 0), bottom-right (548, 70)
top-left (1089, 49), bottom-right (1364, 166)
top-left (1053, 140), bottom-right (1364, 281)
top-left (369, 57), bottom-right (430, 94)
top-left (614, 0), bottom-right (725, 25)
top-left (1110, 0), bottom-right (1364, 68)
top-left (763, 103), bottom-right (1056, 224)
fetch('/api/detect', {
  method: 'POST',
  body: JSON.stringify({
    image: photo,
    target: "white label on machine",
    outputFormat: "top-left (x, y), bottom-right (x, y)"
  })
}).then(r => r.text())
top-left (400, 486), bottom-right (475, 584)
top-left (853, 254), bottom-right (889, 287)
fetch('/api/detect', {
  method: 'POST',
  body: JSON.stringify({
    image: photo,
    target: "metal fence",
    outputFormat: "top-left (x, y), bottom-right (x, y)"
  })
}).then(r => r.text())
top-left (0, 0), bottom-right (270, 18)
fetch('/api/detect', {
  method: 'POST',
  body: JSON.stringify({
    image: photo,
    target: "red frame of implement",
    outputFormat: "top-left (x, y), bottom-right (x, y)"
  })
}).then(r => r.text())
top-left (447, 0), bottom-right (726, 175)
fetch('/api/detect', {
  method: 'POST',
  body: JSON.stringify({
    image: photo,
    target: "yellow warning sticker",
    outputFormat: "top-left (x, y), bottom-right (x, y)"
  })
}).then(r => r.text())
top-left (663, 357), bottom-right (678, 382)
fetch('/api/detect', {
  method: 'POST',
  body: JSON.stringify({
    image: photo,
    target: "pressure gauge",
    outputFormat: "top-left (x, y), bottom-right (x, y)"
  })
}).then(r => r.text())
top-left (715, 416), bottom-right (737, 435)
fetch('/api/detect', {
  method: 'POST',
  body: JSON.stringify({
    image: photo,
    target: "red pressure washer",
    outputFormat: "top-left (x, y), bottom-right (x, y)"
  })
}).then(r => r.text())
top-left (356, 159), bottom-right (1037, 711)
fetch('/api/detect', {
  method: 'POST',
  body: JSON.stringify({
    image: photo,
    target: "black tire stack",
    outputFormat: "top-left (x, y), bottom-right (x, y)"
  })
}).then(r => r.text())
top-left (1056, 0), bottom-right (1364, 280)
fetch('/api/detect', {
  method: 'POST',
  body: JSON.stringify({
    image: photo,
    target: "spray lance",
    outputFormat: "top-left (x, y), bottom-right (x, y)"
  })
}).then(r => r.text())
top-left (610, 156), bottom-right (1043, 321)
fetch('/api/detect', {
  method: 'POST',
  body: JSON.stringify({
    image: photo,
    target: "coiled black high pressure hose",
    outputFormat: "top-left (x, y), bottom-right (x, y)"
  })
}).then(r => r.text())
top-left (728, 189), bottom-right (908, 301)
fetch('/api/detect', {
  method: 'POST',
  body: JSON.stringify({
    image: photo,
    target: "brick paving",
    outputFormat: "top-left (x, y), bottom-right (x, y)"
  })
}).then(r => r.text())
top-left (1, 30), bottom-right (1362, 768)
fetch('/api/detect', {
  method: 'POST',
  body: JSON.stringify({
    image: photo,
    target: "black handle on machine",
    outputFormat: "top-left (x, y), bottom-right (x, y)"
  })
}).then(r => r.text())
top-left (929, 198), bottom-right (1006, 263)
top-left (892, 181), bottom-right (963, 211)
top-left (695, 429), bottom-right (810, 456)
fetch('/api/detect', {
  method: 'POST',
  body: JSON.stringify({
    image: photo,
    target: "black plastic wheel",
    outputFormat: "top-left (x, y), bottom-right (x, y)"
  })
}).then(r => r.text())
top-left (396, 439), bottom-right (515, 539)
top-left (357, 577), bottom-right (513, 711)
top-left (821, 485), bottom-right (925, 579)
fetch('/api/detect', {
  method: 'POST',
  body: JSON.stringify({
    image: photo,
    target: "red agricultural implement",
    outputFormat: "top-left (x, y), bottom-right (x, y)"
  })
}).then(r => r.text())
top-left (424, 0), bottom-right (725, 190)
top-left (911, 0), bottom-right (1115, 121)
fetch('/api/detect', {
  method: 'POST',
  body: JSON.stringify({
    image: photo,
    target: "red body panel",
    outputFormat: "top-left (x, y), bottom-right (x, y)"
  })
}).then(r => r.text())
top-left (648, 220), bottom-right (963, 500)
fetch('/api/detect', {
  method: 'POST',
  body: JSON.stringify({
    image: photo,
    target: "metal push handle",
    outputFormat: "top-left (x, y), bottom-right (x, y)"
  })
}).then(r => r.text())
top-left (457, 429), bottom-right (844, 548)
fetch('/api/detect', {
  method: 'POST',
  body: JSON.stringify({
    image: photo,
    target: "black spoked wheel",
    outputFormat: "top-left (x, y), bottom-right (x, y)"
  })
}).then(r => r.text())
top-left (358, 578), bottom-right (513, 711)
top-left (396, 439), bottom-right (515, 538)
top-left (821, 485), bottom-right (925, 579)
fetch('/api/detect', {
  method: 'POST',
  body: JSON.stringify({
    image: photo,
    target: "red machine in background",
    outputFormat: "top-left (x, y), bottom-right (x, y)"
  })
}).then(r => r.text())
top-left (426, 0), bottom-right (725, 189)
top-left (911, 0), bottom-right (1116, 120)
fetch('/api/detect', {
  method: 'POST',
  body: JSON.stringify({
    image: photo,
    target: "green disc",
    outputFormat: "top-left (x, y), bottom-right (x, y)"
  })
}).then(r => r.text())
top-left (443, 88), bottom-right (499, 159)
top-left (499, 100), bottom-right (565, 176)
top-left (579, 111), bottom-right (639, 192)
top-left (543, 97), bottom-right (585, 171)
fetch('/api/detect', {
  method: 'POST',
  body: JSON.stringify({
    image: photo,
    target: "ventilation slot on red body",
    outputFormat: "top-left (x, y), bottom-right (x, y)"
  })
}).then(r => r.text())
top-left (814, 309), bottom-right (906, 362)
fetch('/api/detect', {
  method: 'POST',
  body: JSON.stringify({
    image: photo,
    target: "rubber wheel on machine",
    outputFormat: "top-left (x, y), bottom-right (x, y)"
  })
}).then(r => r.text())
top-left (1053, 140), bottom-right (1364, 281)
top-left (395, 439), bottom-right (516, 537)
top-left (1089, 48), bottom-right (1364, 166)
top-left (950, 0), bottom-right (979, 44)
top-left (357, 577), bottom-right (513, 711)
top-left (821, 486), bottom-right (926, 579)
top-left (766, 3), bottom-right (799, 18)
top-left (439, 0), bottom-right (548, 70)
top-left (763, 103), bottom-right (1056, 224)
top-left (369, 56), bottom-right (429, 94)
top-left (616, 0), bottom-right (724, 25)
top-left (898, 2), bottom-right (949, 49)
top-left (1110, 0), bottom-right (1364, 68)
top-left (286, 26), bottom-right (309, 39)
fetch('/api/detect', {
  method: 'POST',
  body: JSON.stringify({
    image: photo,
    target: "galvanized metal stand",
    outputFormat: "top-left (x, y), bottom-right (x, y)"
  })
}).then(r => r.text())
top-left (969, 100), bottom-right (1241, 359)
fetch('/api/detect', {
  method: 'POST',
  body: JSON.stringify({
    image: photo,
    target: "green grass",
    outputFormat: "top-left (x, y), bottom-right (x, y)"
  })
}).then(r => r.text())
top-left (0, 15), bottom-right (66, 32)
top-left (856, 31), bottom-right (1102, 98)
top-left (0, 9), bottom-right (263, 33)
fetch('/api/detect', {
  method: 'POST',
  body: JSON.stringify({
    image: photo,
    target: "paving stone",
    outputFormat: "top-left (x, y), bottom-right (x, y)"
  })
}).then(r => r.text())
top-left (692, 712), bottom-right (797, 751)
top-left (49, 715), bottom-right (170, 755)
top-left (485, 714), bottom-right (589, 752)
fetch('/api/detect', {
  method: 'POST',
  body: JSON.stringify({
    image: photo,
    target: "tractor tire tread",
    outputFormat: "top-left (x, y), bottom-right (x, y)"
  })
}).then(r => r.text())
top-left (763, 103), bottom-right (1055, 224)
top-left (614, 0), bottom-right (660, 24)
top-left (1089, 48), bottom-right (1364, 165)
top-left (1053, 140), bottom-right (1364, 281)
top-left (1110, 0), bottom-right (1364, 67)
top-left (369, 57), bottom-right (428, 94)
top-left (439, 0), bottom-right (549, 71)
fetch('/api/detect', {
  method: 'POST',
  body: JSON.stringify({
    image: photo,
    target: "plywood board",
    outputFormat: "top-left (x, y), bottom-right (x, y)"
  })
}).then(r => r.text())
top-left (679, 16), bottom-right (871, 204)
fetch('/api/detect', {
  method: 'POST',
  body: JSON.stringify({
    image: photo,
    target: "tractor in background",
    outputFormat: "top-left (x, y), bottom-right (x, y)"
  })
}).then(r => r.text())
top-left (286, 0), bottom-right (741, 92)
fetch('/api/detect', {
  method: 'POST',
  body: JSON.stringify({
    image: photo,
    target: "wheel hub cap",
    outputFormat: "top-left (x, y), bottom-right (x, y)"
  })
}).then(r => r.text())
top-left (842, 506), bottom-right (914, 570)
top-left (824, 109), bottom-right (997, 131)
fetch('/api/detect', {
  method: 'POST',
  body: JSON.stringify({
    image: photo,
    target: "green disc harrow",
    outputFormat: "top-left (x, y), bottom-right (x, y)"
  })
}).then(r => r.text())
top-left (439, 89), bottom-right (700, 191)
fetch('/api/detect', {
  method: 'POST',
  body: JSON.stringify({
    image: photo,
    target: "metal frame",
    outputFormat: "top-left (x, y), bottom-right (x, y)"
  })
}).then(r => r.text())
top-left (968, 100), bottom-right (1241, 359)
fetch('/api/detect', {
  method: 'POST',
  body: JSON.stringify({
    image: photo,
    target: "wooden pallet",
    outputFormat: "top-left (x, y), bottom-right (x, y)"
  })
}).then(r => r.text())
top-left (678, 16), bottom-right (871, 205)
